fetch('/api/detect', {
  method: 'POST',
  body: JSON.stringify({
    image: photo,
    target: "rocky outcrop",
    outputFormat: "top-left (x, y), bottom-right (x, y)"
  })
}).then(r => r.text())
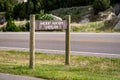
top-left (114, 13), bottom-right (120, 30)
top-left (106, 12), bottom-right (116, 20)
top-left (96, 11), bottom-right (116, 21)
top-left (114, 21), bottom-right (120, 30)
top-left (80, 14), bottom-right (90, 23)
top-left (0, 13), bottom-right (6, 25)
top-left (113, 4), bottom-right (120, 30)
top-left (49, 14), bottom-right (62, 21)
top-left (113, 4), bottom-right (120, 16)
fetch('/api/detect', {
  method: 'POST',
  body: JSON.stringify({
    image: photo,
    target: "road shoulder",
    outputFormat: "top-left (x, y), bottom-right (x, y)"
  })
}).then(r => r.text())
top-left (0, 73), bottom-right (45, 80)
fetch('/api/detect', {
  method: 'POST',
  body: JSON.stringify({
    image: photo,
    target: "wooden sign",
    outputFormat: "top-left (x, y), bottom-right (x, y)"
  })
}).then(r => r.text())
top-left (35, 20), bottom-right (67, 30)
top-left (29, 15), bottom-right (71, 69)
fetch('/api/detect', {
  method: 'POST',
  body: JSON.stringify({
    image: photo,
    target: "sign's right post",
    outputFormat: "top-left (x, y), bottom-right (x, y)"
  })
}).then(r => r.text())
top-left (65, 15), bottom-right (71, 65)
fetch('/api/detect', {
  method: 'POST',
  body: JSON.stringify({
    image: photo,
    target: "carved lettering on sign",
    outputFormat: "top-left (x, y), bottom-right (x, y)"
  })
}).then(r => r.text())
top-left (35, 20), bottom-right (67, 30)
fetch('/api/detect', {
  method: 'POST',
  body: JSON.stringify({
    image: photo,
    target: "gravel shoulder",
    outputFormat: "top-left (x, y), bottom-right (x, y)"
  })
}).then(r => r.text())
top-left (0, 73), bottom-right (45, 80)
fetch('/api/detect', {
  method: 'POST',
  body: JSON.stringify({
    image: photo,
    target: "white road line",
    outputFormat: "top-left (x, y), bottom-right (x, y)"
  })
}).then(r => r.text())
top-left (0, 47), bottom-right (120, 58)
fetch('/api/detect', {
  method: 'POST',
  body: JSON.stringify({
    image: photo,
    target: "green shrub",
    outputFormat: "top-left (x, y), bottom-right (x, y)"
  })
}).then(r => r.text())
top-left (39, 14), bottom-right (54, 20)
top-left (35, 10), bottom-right (54, 20)
top-left (0, 27), bottom-right (2, 31)
top-left (3, 17), bottom-right (20, 32)
top-left (93, 0), bottom-right (110, 14)
top-left (19, 22), bottom-right (30, 32)
top-left (25, 22), bottom-right (30, 31)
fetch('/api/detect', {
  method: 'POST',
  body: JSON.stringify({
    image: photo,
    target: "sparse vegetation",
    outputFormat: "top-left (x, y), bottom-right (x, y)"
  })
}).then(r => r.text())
top-left (71, 21), bottom-right (120, 32)
top-left (71, 21), bottom-right (103, 32)
top-left (0, 50), bottom-right (120, 80)
top-left (50, 6), bottom-right (93, 22)
top-left (97, 18), bottom-right (119, 32)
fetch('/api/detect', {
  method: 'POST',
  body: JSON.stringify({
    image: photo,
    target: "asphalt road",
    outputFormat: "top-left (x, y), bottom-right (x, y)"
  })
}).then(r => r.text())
top-left (0, 32), bottom-right (120, 55)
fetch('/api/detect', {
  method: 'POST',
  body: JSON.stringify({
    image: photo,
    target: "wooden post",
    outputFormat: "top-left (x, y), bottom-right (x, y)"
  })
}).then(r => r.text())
top-left (65, 15), bottom-right (71, 65)
top-left (29, 15), bottom-right (35, 69)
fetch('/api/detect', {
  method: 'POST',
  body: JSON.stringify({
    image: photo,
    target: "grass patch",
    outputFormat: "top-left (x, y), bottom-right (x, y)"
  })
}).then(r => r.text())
top-left (0, 20), bottom-right (28, 28)
top-left (71, 21), bottom-right (104, 32)
top-left (71, 21), bottom-right (120, 32)
top-left (14, 20), bottom-right (28, 27)
top-left (0, 50), bottom-right (120, 80)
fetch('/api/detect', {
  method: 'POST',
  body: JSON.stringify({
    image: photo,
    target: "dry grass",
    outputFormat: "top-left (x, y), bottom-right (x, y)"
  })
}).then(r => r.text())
top-left (0, 50), bottom-right (120, 80)
top-left (0, 50), bottom-right (28, 65)
top-left (0, 20), bottom-right (28, 28)
top-left (14, 20), bottom-right (28, 26)
top-left (71, 21), bottom-right (103, 32)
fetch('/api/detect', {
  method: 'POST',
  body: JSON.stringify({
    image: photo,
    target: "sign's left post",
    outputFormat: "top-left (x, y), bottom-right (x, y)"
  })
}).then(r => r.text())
top-left (29, 15), bottom-right (35, 69)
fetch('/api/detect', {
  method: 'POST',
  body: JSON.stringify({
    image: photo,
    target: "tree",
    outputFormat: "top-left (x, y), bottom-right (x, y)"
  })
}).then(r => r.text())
top-left (5, 1), bottom-right (14, 20)
top-left (13, 2), bottom-right (27, 20)
top-left (93, 0), bottom-right (110, 14)
top-left (0, 0), bottom-right (18, 20)
top-left (110, 0), bottom-right (120, 4)
top-left (27, 0), bottom-right (34, 15)
top-left (0, 0), bottom-right (5, 12)
top-left (42, 0), bottom-right (48, 11)
top-left (19, 2), bottom-right (27, 19)
top-left (34, 0), bottom-right (43, 13)
top-left (13, 4), bottom-right (21, 19)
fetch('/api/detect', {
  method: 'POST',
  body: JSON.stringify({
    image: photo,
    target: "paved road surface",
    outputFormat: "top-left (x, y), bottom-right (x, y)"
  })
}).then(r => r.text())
top-left (0, 32), bottom-right (120, 56)
top-left (0, 73), bottom-right (45, 80)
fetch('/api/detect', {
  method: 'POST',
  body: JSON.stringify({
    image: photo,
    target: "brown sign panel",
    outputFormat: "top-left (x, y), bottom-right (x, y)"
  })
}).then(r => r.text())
top-left (35, 20), bottom-right (67, 30)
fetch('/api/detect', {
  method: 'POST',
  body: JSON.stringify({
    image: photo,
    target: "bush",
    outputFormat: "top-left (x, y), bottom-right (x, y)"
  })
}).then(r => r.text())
top-left (25, 22), bottom-right (30, 31)
top-left (35, 10), bottom-right (54, 20)
top-left (19, 22), bottom-right (30, 31)
top-left (93, 0), bottom-right (110, 14)
top-left (3, 17), bottom-right (20, 32)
